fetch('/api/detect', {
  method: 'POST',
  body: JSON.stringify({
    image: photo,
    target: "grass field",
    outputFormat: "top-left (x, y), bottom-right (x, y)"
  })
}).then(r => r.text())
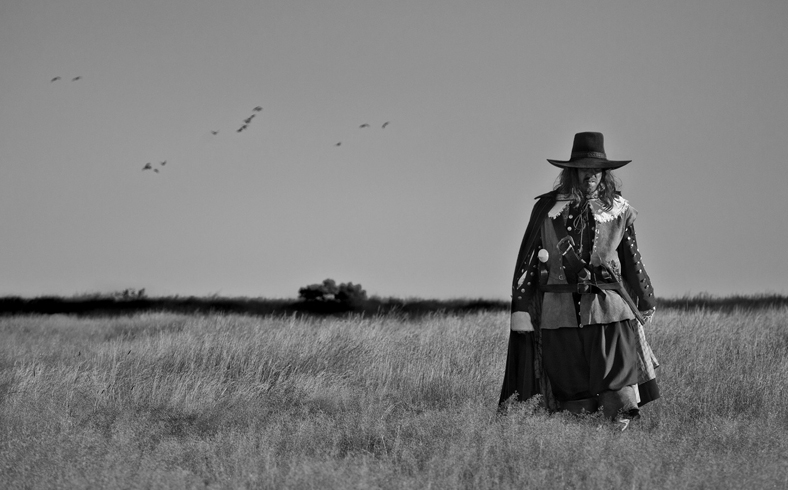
top-left (1, 306), bottom-right (787, 489)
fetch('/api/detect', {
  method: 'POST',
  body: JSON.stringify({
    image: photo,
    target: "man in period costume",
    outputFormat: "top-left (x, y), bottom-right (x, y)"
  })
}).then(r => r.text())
top-left (499, 132), bottom-right (659, 427)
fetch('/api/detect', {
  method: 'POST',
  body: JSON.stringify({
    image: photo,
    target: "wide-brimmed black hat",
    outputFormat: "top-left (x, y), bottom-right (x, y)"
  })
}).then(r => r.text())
top-left (547, 132), bottom-right (631, 169)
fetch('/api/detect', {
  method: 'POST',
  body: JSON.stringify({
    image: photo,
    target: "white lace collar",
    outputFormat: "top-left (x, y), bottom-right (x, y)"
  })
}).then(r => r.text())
top-left (548, 195), bottom-right (629, 223)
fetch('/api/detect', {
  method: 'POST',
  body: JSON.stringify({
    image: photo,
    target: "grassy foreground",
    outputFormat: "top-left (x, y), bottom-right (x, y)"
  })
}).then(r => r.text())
top-left (1, 307), bottom-right (787, 489)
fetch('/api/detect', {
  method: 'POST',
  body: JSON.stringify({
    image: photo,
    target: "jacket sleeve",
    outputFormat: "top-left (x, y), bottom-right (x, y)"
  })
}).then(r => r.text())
top-left (617, 224), bottom-right (656, 311)
top-left (511, 234), bottom-right (542, 314)
top-left (510, 192), bottom-right (555, 314)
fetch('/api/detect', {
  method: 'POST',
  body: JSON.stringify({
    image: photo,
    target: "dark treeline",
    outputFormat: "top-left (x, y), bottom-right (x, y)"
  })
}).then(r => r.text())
top-left (0, 293), bottom-right (786, 318)
top-left (657, 293), bottom-right (788, 312)
top-left (0, 295), bottom-right (508, 318)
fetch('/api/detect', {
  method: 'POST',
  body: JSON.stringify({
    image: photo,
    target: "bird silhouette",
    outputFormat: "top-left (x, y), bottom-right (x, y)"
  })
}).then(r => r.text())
top-left (142, 163), bottom-right (152, 171)
top-left (160, 161), bottom-right (166, 166)
top-left (72, 76), bottom-right (81, 81)
top-left (154, 168), bottom-right (159, 173)
top-left (382, 121), bottom-right (389, 128)
top-left (335, 142), bottom-right (342, 146)
top-left (359, 123), bottom-right (370, 128)
top-left (211, 130), bottom-right (219, 135)
top-left (244, 116), bottom-right (254, 124)
top-left (237, 125), bottom-right (247, 132)
top-left (51, 77), bottom-right (61, 82)
top-left (253, 106), bottom-right (262, 112)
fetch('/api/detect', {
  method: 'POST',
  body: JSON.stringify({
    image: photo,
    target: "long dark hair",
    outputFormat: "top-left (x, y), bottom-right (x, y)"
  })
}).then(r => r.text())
top-left (553, 168), bottom-right (621, 210)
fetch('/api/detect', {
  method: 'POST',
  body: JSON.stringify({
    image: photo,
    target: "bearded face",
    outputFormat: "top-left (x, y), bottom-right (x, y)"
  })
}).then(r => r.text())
top-left (577, 169), bottom-right (603, 197)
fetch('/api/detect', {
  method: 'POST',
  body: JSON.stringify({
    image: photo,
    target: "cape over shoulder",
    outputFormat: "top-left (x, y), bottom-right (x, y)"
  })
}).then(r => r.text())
top-left (534, 190), bottom-right (559, 201)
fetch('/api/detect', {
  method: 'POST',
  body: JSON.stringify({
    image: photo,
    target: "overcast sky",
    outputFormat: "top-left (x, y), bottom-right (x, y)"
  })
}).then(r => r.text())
top-left (1, 0), bottom-right (786, 300)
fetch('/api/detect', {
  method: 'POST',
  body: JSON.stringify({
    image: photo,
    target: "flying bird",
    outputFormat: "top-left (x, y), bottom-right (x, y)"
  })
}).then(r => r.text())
top-left (211, 130), bottom-right (219, 135)
top-left (160, 160), bottom-right (166, 166)
top-left (142, 163), bottom-right (152, 171)
top-left (154, 168), bottom-right (159, 173)
top-left (237, 125), bottom-right (247, 132)
top-left (51, 77), bottom-right (61, 82)
top-left (335, 142), bottom-right (342, 146)
top-left (72, 76), bottom-right (81, 81)
top-left (253, 106), bottom-right (262, 112)
top-left (382, 121), bottom-right (389, 128)
top-left (244, 116), bottom-right (255, 124)
top-left (359, 123), bottom-right (370, 128)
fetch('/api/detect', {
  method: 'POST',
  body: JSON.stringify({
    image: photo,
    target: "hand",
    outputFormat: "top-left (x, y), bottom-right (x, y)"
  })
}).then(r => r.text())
top-left (640, 306), bottom-right (656, 324)
top-left (511, 311), bottom-right (534, 332)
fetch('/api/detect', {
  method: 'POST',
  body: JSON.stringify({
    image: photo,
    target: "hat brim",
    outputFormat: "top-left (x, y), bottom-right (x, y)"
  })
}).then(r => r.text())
top-left (547, 158), bottom-right (631, 170)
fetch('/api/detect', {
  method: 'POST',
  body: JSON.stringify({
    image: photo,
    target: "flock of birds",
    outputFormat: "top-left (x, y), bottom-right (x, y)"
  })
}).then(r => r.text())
top-left (232, 106), bottom-right (263, 134)
top-left (142, 105), bottom-right (268, 174)
top-left (141, 161), bottom-right (166, 173)
top-left (50, 75), bottom-right (391, 175)
top-left (335, 121), bottom-right (389, 146)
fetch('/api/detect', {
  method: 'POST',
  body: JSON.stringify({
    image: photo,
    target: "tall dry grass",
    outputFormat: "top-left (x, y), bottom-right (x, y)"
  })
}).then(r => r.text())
top-left (1, 307), bottom-right (787, 489)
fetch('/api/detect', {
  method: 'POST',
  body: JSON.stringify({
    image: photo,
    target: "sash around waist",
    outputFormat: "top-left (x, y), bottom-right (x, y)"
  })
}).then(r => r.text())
top-left (540, 282), bottom-right (622, 294)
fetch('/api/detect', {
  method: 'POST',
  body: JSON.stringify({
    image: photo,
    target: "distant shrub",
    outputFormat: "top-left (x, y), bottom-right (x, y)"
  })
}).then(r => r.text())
top-left (115, 288), bottom-right (147, 300)
top-left (298, 279), bottom-right (339, 302)
top-left (298, 279), bottom-right (368, 311)
top-left (336, 282), bottom-right (368, 306)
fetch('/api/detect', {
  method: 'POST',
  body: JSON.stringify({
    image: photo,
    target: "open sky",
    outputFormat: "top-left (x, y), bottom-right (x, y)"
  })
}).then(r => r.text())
top-left (1, 0), bottom-right (786, 300)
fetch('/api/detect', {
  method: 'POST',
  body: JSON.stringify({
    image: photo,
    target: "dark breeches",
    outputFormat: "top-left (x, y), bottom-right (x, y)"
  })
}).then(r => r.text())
top-left (541, 321), bottom-right (639, 418)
